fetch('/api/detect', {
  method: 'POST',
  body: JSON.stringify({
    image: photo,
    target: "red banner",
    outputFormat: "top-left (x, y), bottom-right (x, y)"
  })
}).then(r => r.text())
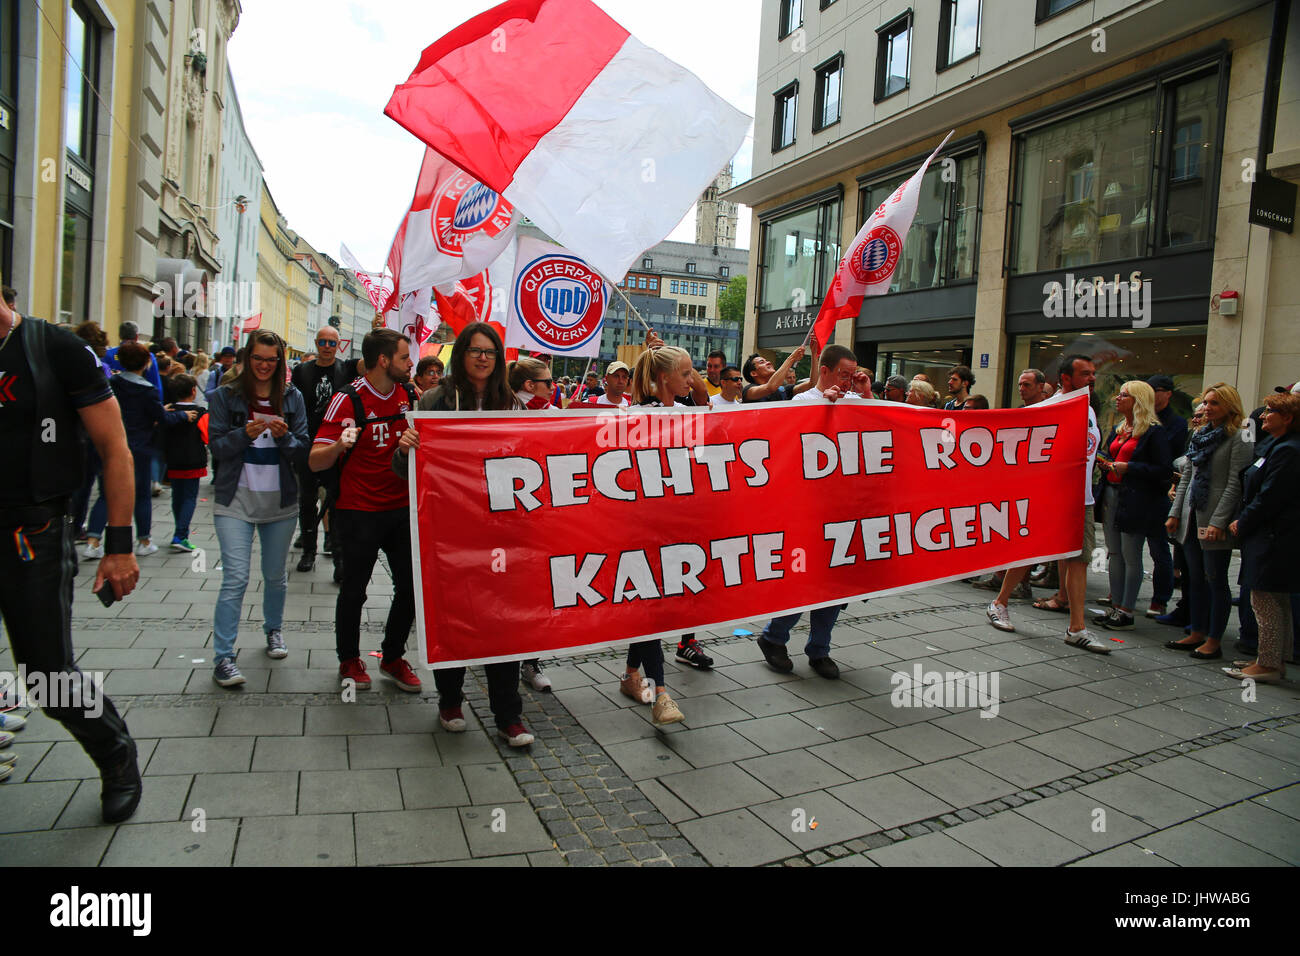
top-left (410, 393), bottom-right (1090, 668)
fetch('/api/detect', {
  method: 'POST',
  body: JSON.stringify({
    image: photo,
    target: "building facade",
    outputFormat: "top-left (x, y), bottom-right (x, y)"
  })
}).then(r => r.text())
top-left (730, 0), bottom-right (1298, 430)
top-left (151, 0), bottom-right (240, 353)
top-left (7, 0), bottom-right (148, 334)
top-left (213, 61), bottom-right (261, 350)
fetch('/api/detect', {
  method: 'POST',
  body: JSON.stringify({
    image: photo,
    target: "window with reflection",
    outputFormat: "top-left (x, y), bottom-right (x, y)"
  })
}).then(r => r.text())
top-left (1011, 66), bottom-right (1222, 274)
top-left (758, 196), bottom-right (842, 312)
top-left (860, 149), bottom-right (981, 292)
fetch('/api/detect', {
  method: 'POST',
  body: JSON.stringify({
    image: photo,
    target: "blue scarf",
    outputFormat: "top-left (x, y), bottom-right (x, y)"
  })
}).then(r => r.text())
top-left (1185, 424), bottom-right (1226, 512)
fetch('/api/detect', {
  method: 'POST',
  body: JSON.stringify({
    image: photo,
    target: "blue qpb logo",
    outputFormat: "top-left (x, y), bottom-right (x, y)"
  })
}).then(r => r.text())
top-left (541, 280), bottom-right (589, 321)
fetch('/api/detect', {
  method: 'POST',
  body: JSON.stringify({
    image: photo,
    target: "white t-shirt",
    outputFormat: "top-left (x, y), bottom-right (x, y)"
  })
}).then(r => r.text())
top-left (1043, 387), bottom-right (1101, 506)
top-left (594, 392), bottom-right (630, 407)
top-left (791, 385), bottom-right (867, 404)
top-left (709, 394), bottom-right (743, 409)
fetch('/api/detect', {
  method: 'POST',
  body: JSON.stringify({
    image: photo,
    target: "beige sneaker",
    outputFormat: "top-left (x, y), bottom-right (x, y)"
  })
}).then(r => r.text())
top-left (652, 692), bottom-right (684, 725)
top-left (620, 674), bottom-right (653, 704)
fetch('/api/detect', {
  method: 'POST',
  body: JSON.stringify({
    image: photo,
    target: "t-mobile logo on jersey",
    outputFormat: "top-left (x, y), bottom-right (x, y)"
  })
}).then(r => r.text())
top-left (372, 422), bottom-right (391, 447)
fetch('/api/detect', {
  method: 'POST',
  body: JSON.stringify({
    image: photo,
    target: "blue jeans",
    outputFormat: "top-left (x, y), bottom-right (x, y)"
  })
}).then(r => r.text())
top-left (212, 514), bottom-right (296, 661)
top-left (1145, 528), bottom-right (1174, 606)
top-left (170, 478), bottom-right (200, 540)
top-left (1184, 521), bottom-right (1231, 640)
top-left (762, 604), bottom-right (845, 659)
top-left (87, 448), bottom-right (154, 540)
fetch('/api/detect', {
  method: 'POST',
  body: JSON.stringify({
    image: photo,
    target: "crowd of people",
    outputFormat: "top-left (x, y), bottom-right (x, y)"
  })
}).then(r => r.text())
top-left (3, 277), bottom-right (1296, 818)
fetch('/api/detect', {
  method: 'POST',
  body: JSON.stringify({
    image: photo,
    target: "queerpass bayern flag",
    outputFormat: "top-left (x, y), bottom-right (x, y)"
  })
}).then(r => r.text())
top-left (504, 236), bottom-right (607, 358)
top-left (381, 147), bottom-right (518, 314)
top-left (811, 132), bottom-right (953, 351)
top-left (408, 392), bottom-right (1090, 668)
top-left (384, 0), bottom-right (750, 282)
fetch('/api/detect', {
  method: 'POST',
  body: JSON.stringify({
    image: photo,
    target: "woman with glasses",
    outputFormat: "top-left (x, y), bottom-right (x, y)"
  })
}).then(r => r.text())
top-left (1094, 381), bottom-right (1173, 630)
top-left (1226, 392), bottom-right (1300, 682)
top-left (1165, 383), bottom-right (1252, 661)
top-left (392, 322), bottom-right (537, 747)
top-left (207, 331), bottom-right (309, 687)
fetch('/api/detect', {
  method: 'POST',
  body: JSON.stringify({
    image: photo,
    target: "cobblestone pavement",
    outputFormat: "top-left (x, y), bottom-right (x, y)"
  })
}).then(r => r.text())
top-left (1, 493), bottom-right (1297, 866)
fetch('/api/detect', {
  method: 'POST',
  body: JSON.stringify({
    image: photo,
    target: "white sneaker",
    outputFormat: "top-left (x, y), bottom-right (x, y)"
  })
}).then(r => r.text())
top-left (0, 762), bottom-right (12, 781)
top-left (135, 540), bottom-right (158, 556)
top-left (0, 750), bottom-right (15, 764)
top-left (0, 730), bottom-right (13, 748)
top-left (986, 602), bottom-right (1016, 633)
top-left (521, 660), bottom-right (552, 693)
top-left (0, 712), bottom-right (26, 732)
top-left (83, 542), bottom-right (103, 560)
top-left (1064, 628), bottom-right (1111, 654)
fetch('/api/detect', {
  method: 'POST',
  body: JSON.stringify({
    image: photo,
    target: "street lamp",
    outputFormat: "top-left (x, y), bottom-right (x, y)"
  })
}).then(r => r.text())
top-left (231, 194), bottom-right (248, 346)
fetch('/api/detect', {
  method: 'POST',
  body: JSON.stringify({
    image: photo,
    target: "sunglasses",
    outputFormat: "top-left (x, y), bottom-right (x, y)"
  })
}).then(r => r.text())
top-left (533, 377), bottom-right (554, 386)
top-left (723, 376), bottom-right (744, 383)
top-left (316, 339), bottom-right (338, 348)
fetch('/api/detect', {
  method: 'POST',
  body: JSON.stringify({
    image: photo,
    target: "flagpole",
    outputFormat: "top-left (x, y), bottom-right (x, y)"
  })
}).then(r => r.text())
top-left (597, 270), bottom-right (653, 333)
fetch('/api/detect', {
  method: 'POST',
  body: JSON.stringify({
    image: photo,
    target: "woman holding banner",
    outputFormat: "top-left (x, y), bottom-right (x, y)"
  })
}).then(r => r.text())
top-left (393, 322), bottom-right (537, 747)
top-left (615, 344), bottom-right (714, 725)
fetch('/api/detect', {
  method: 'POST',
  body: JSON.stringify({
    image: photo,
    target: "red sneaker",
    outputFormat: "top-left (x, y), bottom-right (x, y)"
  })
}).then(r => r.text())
top-left (439, 707), bottom-right (466, 733)
top-left (498, 723), bottom-right (535, 748)
top-left (339, 657), bottom-right (370, 689)
top-left (380, 657), bottom-right (422, 693)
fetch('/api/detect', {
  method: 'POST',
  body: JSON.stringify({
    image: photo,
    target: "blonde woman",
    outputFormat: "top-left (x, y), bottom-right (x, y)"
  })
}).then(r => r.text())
top-left (906, 379), bottom-right (937, 407)
top-left (1094, 381), bottom-right (1174, 629)
top-left (616, 345), bottom-right (706, 725)
top-left (1165, 383), bottom-right (1252, 660)
top-left (508, 356), bottom-right (555, 410)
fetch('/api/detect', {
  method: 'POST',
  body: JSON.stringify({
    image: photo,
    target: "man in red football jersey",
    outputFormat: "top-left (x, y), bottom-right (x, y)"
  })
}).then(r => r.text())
top-left (309, 329), bottom-right (423, 692)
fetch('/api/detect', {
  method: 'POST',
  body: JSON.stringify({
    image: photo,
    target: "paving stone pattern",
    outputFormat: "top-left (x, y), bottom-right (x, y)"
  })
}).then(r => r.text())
top-left (0, 495), bottom-right (1297, 866)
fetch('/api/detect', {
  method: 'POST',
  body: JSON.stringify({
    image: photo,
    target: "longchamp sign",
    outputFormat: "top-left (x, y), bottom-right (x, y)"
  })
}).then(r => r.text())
top-left (409, 392), bottom-right (1089, 668)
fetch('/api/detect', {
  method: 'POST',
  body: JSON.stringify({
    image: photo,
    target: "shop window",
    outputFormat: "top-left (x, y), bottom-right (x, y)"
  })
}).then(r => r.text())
top-left (860, 146), bottom-right (981, 292)
top-left (938, 0), bottom-right (979, 71)
top-left (758, 192), bottom-right (841, 312)
top-left (875, 12), bottom-right (911, 102)
top-left (1011, 64), bottom-right (1223, 274)
top-left (1010, 325), bottom-right (1207, 431)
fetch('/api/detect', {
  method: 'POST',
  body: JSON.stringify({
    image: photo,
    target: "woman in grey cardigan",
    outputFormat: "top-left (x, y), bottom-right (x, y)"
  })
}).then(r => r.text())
top-left (1164, 384), bottom-right (1253, 661)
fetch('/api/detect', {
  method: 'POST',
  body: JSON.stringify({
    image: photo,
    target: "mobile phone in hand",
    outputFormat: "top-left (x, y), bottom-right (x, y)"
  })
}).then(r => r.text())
top-left (96, 583), bottom-right (119, 607)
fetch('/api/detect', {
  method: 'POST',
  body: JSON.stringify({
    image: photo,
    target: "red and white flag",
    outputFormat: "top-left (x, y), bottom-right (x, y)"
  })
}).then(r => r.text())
top-left (384, 0), bottom-right (750, 282)
top-left (431, 237), bottom-right (519, 361)
top-left (381, 147), bottom-right (518, 314)
top-left (811, 132), bottom-right (953, 351)
top-left (339, 243), bottom-right (390, 313)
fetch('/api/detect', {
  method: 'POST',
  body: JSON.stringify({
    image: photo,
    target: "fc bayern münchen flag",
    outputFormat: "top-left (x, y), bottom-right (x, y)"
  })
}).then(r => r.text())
top-left (504, 236), bottom-right (608, 358)
top-left (811, 132), bottom-right (953, 350)
top-left (381, 147), bottom-right (518, 314)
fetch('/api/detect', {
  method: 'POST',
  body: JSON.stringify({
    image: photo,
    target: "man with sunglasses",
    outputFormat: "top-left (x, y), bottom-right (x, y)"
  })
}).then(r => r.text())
top-left (709, 365), bottom-right (745, 408)
top-left (290, 322), bottom-right (351, 576)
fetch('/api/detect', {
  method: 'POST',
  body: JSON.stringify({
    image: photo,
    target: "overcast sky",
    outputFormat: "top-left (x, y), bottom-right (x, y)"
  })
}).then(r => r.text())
top-left (227, 0), bottom-right (760, 273)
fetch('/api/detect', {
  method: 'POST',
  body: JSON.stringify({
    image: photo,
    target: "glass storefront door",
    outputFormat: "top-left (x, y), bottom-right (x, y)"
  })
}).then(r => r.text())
top-left (1009, 324), bottom-right (1207, 434)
